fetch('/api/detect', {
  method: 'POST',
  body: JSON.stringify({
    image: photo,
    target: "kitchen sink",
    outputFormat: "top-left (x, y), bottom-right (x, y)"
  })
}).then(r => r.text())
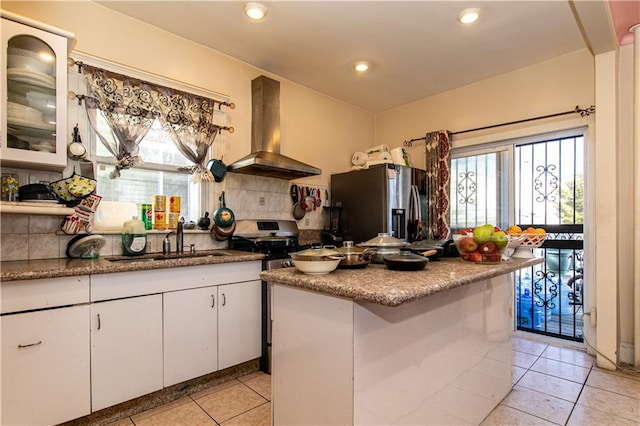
top-left (105, 251), bottom-right (231, 263)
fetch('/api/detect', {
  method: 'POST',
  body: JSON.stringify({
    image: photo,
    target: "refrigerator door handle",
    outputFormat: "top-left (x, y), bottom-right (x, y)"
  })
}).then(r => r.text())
top-left (392, 208), bottom-right (405, 239)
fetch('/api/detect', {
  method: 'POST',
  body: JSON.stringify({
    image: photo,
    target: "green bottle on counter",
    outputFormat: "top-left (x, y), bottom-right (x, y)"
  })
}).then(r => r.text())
top-left (122, 216), bottom-right (147, 256)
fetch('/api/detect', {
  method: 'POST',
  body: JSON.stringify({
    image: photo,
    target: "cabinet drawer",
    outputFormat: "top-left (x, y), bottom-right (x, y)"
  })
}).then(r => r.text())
top-left (1, 275), bottom-right (90, 314)
top-left (91, 261), bottom-right (261, 301)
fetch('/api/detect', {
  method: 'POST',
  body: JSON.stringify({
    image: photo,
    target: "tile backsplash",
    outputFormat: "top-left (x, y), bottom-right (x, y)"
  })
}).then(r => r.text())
top-left (223, 173), bottom-right (326, 230)
top-left (0, 169), bottom-right (327, 262)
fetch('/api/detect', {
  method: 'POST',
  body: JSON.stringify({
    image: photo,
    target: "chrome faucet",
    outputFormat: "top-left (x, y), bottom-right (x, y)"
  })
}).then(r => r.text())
top-left (163, 231), bottom-right (175, 255)
top-left (163, 217), bottom-right (185, 254)
top-left (176, 217), bottom-right (185, 253)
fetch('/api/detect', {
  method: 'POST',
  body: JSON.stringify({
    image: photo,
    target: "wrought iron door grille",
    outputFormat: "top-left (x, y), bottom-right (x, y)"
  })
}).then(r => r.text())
top-left (515, 226), bottom-right (584, 341)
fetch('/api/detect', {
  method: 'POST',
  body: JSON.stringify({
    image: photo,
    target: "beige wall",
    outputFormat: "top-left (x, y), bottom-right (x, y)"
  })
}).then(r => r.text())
top-left (374, 49), bottom-right (595, 165)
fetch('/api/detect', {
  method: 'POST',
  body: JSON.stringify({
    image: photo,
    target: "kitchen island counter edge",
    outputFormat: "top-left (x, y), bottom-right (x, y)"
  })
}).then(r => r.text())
top-left (261, 257), bottom-right (543, 307)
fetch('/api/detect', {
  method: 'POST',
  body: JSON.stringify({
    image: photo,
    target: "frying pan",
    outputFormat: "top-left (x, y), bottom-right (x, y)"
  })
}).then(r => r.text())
top-left (383, 251), bottom-right (429, 271)
top-left (291, 184), bottom-right (305, 220)
top-left (404, 243), bottom-right (444, 260)
top-left (213, 191), bottom-right (235, 227)
top-left (212, 221), bottom-right (236, 241)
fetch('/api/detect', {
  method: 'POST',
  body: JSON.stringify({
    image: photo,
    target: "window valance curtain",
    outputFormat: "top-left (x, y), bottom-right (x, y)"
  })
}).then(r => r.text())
top-left (82, 64), bottom-right (221, 181)
top-left (425, 130), bottom-right (452, 240)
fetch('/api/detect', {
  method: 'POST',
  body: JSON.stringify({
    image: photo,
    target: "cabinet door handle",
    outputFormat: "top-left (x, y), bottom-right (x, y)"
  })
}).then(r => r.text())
top-left (211, 294), bottom-right (215, 308)
top-left (18, 341), bottom-right (42, 349)
top-left (222, 293), bottom-right (226, 306)
top-left (97, 313), bottom-right (101, 330)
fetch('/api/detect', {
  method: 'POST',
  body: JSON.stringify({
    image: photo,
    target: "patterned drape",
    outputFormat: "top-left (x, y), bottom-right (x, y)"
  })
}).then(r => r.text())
top-left (83, 65), bottom-right (157, 178)
top-left (425, 130), bottom-right (452, 240)
top-left (82, 65), bottom-right (221, 181)
top-left (155, 87), bottom-right (220, 182)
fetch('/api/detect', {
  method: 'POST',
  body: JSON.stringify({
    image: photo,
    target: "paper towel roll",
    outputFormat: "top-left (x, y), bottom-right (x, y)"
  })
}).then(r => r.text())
top-left (352, 151), bottom-right (367, 166)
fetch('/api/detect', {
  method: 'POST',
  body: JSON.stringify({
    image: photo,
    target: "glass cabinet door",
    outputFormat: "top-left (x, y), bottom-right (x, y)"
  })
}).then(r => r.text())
top-left (6, 34), bottom-right (57, 153)
top-left (1, 16), bottom-right (72, 171)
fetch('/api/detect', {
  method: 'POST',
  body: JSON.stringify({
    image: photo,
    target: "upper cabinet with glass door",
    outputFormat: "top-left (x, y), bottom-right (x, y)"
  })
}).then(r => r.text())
top-left (1, 11), bottom-right (74, 171)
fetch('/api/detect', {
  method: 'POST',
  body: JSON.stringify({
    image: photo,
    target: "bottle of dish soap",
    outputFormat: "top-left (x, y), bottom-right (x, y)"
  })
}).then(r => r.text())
top-left (122, 216), bottom-right (147, 256)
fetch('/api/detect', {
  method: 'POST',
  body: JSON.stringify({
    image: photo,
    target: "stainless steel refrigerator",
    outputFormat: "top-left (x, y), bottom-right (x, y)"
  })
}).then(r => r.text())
top-left (330, 164), bottom-right (426, 244)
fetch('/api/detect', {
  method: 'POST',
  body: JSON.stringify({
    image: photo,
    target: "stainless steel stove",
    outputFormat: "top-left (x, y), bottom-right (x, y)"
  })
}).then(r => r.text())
top-left (230, 220), bottom-right (301, 373)
top-left (231, 219), bottom-right (300, 261)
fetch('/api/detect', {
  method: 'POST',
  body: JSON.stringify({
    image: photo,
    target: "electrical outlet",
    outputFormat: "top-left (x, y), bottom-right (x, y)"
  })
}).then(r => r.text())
top-left (259, 196), bottom-right (265, 206)
top-left (590, 308), bottom-right (597, 327)
top-left (305, 218), bottom-right (309, 226)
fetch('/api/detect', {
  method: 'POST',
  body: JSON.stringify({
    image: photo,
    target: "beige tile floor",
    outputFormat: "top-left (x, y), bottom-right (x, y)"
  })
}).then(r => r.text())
top-left (482, 335), bottom-right (640, 425)
top-left (108, 336), bottom-right (639, 426)
top-left (107, 372), bottom-right (271, 426)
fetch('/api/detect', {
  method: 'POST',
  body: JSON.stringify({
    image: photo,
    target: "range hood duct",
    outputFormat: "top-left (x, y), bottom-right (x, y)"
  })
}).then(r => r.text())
top-left (227, 75), bottom-right (321, 180)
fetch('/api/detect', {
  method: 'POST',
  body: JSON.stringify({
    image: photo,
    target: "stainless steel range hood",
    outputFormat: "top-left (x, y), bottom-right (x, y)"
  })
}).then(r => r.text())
top-left (227, 76), bottom-right (321, 180)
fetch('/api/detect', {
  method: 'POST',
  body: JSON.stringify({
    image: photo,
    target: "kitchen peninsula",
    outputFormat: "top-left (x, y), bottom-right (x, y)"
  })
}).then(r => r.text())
top-left (262, 257), bottom-right (543, 425)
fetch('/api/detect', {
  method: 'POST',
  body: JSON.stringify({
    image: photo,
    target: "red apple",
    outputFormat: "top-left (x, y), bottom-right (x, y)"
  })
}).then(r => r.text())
top-left (458, 236), bottom-right (478, 253)
top-left (469, 252), bottom-right (482, 262)
top-left (479, 241), bottom-right (498, 254)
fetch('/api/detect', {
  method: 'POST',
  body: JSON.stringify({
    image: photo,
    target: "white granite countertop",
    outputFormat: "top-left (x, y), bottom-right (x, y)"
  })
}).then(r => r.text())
top-left (0, 250), bottom-right (264, 282)
top-left (261, 257), bottom-right (543, 307)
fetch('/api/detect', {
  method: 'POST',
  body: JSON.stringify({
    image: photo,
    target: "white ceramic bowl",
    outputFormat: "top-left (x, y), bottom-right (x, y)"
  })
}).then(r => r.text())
top-left (292, 259), bottom-right (341, 275)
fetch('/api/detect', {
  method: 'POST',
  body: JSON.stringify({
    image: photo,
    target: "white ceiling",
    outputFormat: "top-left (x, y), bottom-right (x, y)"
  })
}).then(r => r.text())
top-left (96, 1), bottom-right (590, 113)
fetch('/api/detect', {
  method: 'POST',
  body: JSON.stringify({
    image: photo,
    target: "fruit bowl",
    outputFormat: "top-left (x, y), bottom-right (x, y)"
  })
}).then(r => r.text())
top-left (511, 233), bottom-right (547, 258)
top-left (507, 233), bottom-right (527, 249)
top-left (519, 233), bottom-right (547, 247)
top-left (453, 233), bottom-right (508, 264)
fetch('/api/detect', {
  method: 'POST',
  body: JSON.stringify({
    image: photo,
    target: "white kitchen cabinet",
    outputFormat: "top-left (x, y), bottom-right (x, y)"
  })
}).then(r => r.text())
top-left (1, 11), bottom-right (74, 171)
top-left (218, 280), bottom-right (262, 370)
top-left (163, 286), bottom-right (218, 386)
top-left (164, 279), bottom-right (262, 385)
top-left (1, 305), bottom-right (90, 425)
top-left (90, 294), bottom-right (163, 411)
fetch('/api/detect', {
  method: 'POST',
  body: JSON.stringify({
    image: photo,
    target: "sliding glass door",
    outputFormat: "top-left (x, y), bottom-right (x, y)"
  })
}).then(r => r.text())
top-left (450, 130), bottom-right (585, 341)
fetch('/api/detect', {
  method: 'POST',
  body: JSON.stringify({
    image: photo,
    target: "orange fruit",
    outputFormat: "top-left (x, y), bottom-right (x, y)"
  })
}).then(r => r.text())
top-left (535, 228), bottom-right (546, 234)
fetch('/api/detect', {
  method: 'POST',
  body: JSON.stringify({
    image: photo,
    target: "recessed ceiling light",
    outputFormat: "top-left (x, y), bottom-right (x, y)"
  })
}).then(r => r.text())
top-left (244, 2), bottom-right (267, 20)
top-left (457, 8), bottom-right (480, 25)
top-left (354, 62), bottom-right (369, 72)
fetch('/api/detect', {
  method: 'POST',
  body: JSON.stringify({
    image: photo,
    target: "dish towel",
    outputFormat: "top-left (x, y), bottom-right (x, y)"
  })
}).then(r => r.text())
top-left (425, 130), bottom-right (452, 240)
